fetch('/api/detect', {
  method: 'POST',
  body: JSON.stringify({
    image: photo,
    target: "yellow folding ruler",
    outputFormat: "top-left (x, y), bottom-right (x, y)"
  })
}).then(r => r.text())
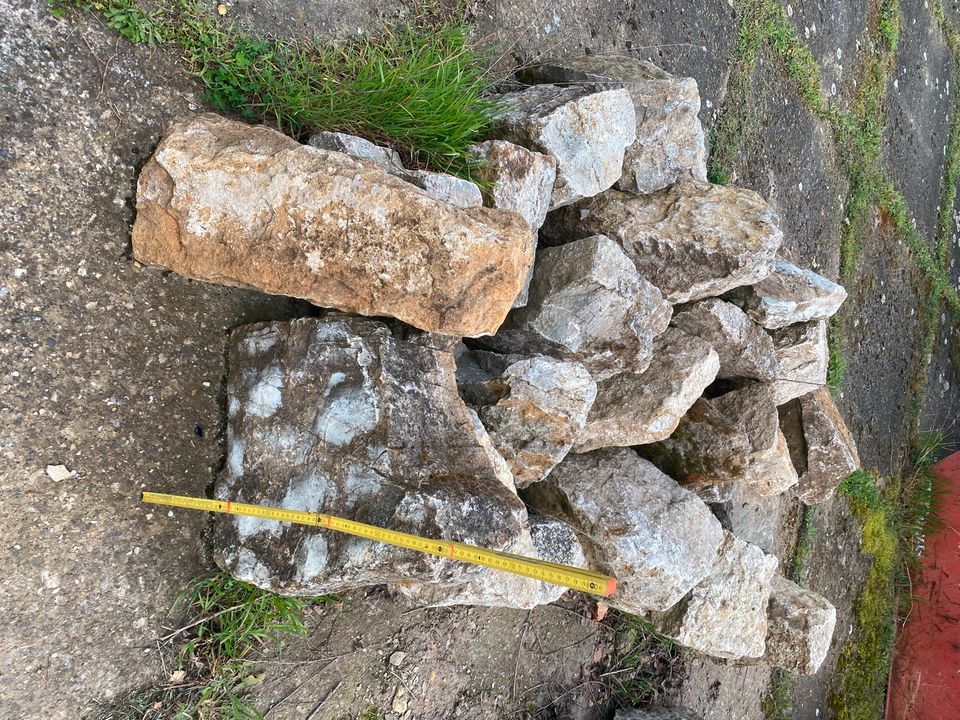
top-left (142, 491), bottom-right (616, 597)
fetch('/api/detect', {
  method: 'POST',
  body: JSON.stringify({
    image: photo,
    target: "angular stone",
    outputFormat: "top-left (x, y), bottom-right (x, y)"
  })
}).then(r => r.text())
top-left (477, 357), bottom-right (597, 488)
top-left (211, 316), bottom-right (533, 595)
top-left (133, 114), bottom-right (532, 337)
top-left (652, 533), bottom-right (778, 660)
top-left (475, 235), bottom-right (672, 379)
top-left (794, 388), bottom-right (860, 503)
top-left (642, 384), bottom-right (799, 500)
top-left (769, 320), bottom-right (829, 405)
top-left (525, 449), bottom-right (725, 614)
top-left (671, 298), bottom-right (780, 381)
top-left (729, 258), bottom-right (848, 329)
top-left (491, 84), bottom-right (636, 208)
top-left (309, 129), bottom-right (482, 208)
top-left (471, 140), bottom-right (557, 229)
top-left (615, 707), bottom-right (704, 720)
top-left (547, 177), bottom-right (782, 303)
top-left (522, 55), bottom-right (707, 194)
top-left (393, 514), bottom-right (587, 609)
top-left (762, 575), bottom-right (836, 674)
top-left (574, 328), bottom-right (719, 452)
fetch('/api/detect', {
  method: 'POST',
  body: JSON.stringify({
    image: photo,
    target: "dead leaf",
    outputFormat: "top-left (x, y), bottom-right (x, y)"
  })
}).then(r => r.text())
top-left (169, 669), bottom-right (186, 684)
top-left (593, 645), bottom-right (604, 663)
top-left (593, 602), bottom-right (609, 622)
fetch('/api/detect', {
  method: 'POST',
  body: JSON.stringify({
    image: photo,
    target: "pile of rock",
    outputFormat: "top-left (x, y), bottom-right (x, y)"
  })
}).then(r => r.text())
top-left (132, 56), bottom-right (857, 674)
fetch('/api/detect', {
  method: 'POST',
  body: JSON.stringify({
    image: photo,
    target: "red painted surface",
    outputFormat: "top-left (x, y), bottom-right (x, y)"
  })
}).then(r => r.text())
top-left (886, 451), bottom-right (960, 720)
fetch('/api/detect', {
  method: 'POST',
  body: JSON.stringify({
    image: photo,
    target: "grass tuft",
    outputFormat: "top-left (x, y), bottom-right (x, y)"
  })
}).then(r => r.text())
top-left (51, 0), bottom-right (500, 178)
top-left (603, 612), bottom-right (685, 710)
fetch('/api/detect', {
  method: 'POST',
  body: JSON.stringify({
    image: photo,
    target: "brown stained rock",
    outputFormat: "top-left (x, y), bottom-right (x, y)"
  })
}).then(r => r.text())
top-left (760, 575), bottom-right (837, 674)
top-left (211, 316), bottom-right (533, 595)
top-left (525, 448), bottom-right (725, 613)
top-left (548, 177), bottom-right (782, 303)
top-left (491, 84), bottom-right (636, 208)
top-left (477, 357), bottom-right (597, 488)
top-left (475, 234), bottom-right (672, 379)
top-left (768, 320), bottom-right (829, 405)
top-left (522, 55), bottom-right (707, 194)
top-left (794, 388), bottom-right (860, 503)
top-left (652, 532), bottom-right (778, 660)
top-left (641, 384), bottom-right (799, 501)
top-left (133, 114), bottom-right (533, 337)
top-left (671, 298), bottom-right (780, 381)
top-left (574, 328), bottom-right (719, 452)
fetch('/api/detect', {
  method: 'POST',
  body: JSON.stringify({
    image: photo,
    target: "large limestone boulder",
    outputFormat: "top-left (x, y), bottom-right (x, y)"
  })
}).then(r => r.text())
top-left (133, 114), bottom-right (533, 337)
top-left (470, 140), bottom-right (557, 229)
top-left (525, 449), bottom-right (725, 614)
top-left (671, 298), bottom-right (780, 381)
top-left (475, 235), bottom-right (672, 379)
top-left (491, 84), bottom-right (636, 208)
top-left (728, 258), bottom-right (848, 329)
top-left (761, 575), bottom-right (836, 674)
top-left (642, 384), bottom-right (799, 502)
top-left (211, 316), bottom-right (535, 596)
top-left (393, 514), bottom-right (587, 609)
top-left (793, 388), bottom-right (860, 503)
top-left (574, 328), bottom-right (719, 452)
top-left (475, 356), bottom-right (597, 487)
top-left (547, 177), bottom-right (782, 303)
top-left (768, 320), bottom-right (829, 405)
top-left (523, 55), bottom-right (707, 194)
top-left (652, 533), bottom-right (779, 660)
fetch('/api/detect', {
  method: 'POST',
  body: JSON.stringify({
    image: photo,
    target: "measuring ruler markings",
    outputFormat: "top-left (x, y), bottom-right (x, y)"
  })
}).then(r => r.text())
top-left (142, 491), bottom-right (616, 597)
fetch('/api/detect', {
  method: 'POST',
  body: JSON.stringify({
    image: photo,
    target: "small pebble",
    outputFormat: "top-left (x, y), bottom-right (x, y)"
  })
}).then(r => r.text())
top-left (389, 651), bottom-right (406, 667)
top-left (46, 465), bottom-right (71, 483)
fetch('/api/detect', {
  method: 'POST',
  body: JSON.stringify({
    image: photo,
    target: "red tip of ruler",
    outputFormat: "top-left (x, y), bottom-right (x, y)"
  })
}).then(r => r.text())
top-left (605, 577), bottom-right (617, 597)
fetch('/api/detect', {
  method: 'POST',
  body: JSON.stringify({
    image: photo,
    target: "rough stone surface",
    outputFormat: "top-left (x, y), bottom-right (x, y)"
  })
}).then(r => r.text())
top-left (308, 130), bottom-right (404, 168)
top-left (393, 514), bottom-right (587, 609)
top-left (491, 84), bottom-right (636, 208)
top-left (525, 449), bottom-right (725, 614)
top-left (671, 298), bottom-right (780, 380)
top-left (652, 533), bottom-right (779, 660)
top-left (478, 235), bottom-right (673, 380)
top-left (794, 388), bottom-right (860, 504)
top-left (762, 576), bottom-right (837, 675)
top-left (471, 140), bottom-right (558, 229)
top-left (642, 384), bottom-right (799, 501)
top-left (768, 320), bottom-right (829, 405)
top-left (574, 328), bottom-right (719, 452)
top-left (132, 114), bottom-right (533, 337)
top-left (211, 316), bottom-right (534, 595)
top-left (615, 706), bottom-right (704, 720)
top-left (728, 258), bottom-right (847, 329)
top-left (475, 235), bottom-right (672, 379)
top-left (522, 55), bottom-right (707, 194)
top-left (476, 357), bottom-right (597, 487)
top-left (548, 177), bottom-right (782, 303)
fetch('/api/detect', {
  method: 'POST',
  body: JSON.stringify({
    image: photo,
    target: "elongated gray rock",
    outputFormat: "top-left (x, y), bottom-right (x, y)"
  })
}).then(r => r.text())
top-left (547, 177), bottom-right (782, 303)
top-left (525, 449), bottom-right (725, 613)
top-left (671, 298), bottom-right (780, 380)
top-left (642, 384), bottom-right (799, 501)
top-left (393, 514), bottom-right (587, 608)
top-left (471, 140), bottom-right (557, 229)
top-left (762, 576), bottom-right (836, 674)
top-left (211, 316), bottom-right (535, 596)
top-left (491, 84), bottom-right (636, 208)
top-left (309, 129), bottom-right (483, 208)
top-left (652, 533), bottom-right (778, 660)
top-left (729, 258), bottom-right (848, 329)
top-left (133, 114), bottom-right (532, 337)
top-left (769, 320), bottom-right (829, 405)
top-left (574, 328), bottom-right (719, 452)
top-left (477, 357), bottom-right (597, 487)
top-left (475, 235), bottom-right (672, 379)
top-left (794, 388), bottom-right (860, 503)
top-left (522, 55), bottom-right (707, 194)
top-left (615, 708), bottom-right (703, 720)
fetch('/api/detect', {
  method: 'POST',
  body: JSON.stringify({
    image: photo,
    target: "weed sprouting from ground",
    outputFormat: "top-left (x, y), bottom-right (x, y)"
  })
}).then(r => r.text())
top-left (90, 572), bottom-right (334, 720)
top-left (50, 0), bottom-right (500, 178)
top-left (603, 612), bottom-right (685, 711)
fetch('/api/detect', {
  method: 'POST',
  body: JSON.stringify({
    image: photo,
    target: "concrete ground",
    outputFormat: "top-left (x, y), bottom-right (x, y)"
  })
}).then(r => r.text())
top-left (1, 0), bottom-right (958, 718)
